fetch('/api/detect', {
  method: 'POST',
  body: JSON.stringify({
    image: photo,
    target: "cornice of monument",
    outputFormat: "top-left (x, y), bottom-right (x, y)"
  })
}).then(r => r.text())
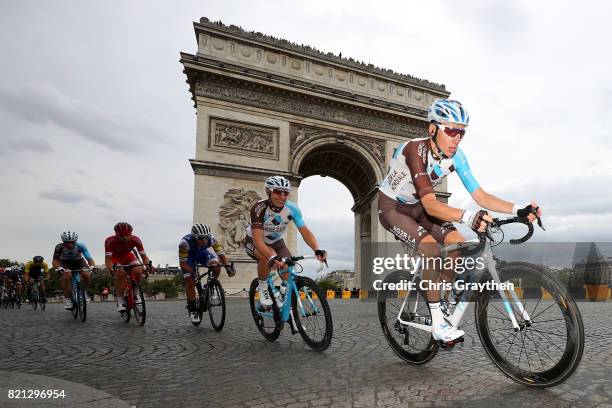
top-left (180, 52), bottom-right (431, 123)
top-left (194, 17), bottom-right (449, 94)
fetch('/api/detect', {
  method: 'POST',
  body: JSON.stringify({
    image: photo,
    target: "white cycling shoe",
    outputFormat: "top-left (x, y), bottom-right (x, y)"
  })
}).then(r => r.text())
top-left (189, 311), bottom-right (200, 323)
top-left (258, 286), bottom-right (273, 307)
top-left (432, 321), bottom-right (465, 343)
top-left (116, 301), bottom-right (126, 313)
top-left (63, 299), bottom-right (73, 310)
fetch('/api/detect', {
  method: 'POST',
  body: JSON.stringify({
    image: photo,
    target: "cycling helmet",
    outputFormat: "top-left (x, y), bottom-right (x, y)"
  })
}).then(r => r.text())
top-left (61, 231), bottom-right (78, 242)
top-left (33, 256), bottom-right (44, 263)
top-left (427, 99), bottom-right (470, 126)
top-left (191, 223), bottom-right (211, 239)
top-left (264, 175), bottom-right (291, 192)
top-left (114, 222), bottom-right (133, 235)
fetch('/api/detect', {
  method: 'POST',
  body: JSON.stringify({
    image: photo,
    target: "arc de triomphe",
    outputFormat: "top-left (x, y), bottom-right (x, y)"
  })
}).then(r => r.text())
top-left (180, 18), bottom-right (451, 292)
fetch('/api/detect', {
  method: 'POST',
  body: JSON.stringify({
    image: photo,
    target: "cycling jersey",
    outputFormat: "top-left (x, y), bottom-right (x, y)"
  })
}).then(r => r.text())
top-left (379, 138), bottom-right (480, 205)
top-left (53, 242), bottom-right (93, 263)
top-left (178, 233), bottom-right (224, 266)
top-left (24, 261), bottom-right (49, 280)
top-left (104, 235), bottom-right (146, 258)
top-left (247, 199), bottom-right (305, 245)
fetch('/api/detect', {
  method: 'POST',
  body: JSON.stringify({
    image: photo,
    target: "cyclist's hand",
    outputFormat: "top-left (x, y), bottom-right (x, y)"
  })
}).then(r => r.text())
top-left (314, 249), bottom-right (327, 262)
top-left (462, 209), bottom-right (491, 233)
top-left (268, 255), bottom-right (286, 269)
top-left (515, 202), bottom-right (542, 222)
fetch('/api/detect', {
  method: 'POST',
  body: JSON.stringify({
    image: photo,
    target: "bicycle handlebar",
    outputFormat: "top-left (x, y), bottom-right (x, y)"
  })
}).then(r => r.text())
top-left (193, 262), bottom-right (235, 282)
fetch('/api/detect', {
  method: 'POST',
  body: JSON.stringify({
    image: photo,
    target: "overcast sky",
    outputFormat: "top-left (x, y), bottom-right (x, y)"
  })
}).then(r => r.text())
top-left (1, 1), bottom-right (611, 270)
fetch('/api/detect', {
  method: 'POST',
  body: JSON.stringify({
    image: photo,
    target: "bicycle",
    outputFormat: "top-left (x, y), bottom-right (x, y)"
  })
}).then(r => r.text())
top-left (113, 262), bottom-right (149, 326)
top-left (1, 282), bottom-right (20, 309)
top-left (377, 214), bottom-right (584, 387)
top-left (67, 269), bottom-right (88, 322)
top-left (29, 278), bottom-right (47, 311)
top-left (190, 262), bottom-right (232, 330)
top-left (248, 255), bottom-right (333, 351)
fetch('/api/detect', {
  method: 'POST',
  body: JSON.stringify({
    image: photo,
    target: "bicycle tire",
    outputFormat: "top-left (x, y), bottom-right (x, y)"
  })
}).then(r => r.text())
top-left (78, 286), bottom-right (87, 322)
top-left (31, 286), bottom-right (38, 311)
top-left (248, 278), bottom-right (281, 341)
top-left (71, 286), bottom-right (79, 320)
top-left (132, 282), bottom-right (146, 326)
top-left (292, 276), bottom-right (333, 351)
top-left (208, 279), bottom-right (226, 331)
top-left (377, 270), bottom-right (439, 364)
top-left (475, 262), bottom-right (584, 387)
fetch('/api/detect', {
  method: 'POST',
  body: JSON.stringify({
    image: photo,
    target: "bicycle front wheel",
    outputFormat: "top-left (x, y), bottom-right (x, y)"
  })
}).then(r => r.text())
top-left (248, 278), bottom-right (281, 341)
top-left (208, 279), bottom-right (226, 331)
top-left (377, 270), bottom-right (439, 364)
top-left (78, 287), bottom-right (87, 322)
top-left (31, 287), bottom-right (38, 311)
top-left (292, 277), bottom-right (333, 351)
top-left (71, 287), bottom-right (79, 320)
top-left (132, 282), bottom-right (146, 326)
top-left (475, 262), bottom-right (584, 387)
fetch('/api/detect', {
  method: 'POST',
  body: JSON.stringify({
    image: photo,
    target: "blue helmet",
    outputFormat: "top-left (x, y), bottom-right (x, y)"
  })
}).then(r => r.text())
top-left (427, 99), bottom-right (470, 126)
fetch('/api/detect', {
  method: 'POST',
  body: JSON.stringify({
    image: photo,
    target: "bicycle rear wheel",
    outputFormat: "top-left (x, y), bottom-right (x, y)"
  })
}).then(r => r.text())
top-left (40, 287), bottom-right (46, 311)
top-left (248, 278), bottom-right (281, 341)
top-left (377, 270), bottom-right (439, 364)
top-left (208, 279), bottom-right (226, 331)
top-left (132, 282), bottom-right (146, 326)
top-left (292, 277), bottom-right (333, 351)
top-left (475, 262), bottom-right (584, 387)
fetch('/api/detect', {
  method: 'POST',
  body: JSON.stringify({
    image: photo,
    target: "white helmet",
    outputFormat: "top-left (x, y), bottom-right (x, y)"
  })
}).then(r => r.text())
top-left (264, 175), bottom-right (291, 192)
top-left (427, 99), bottom-right (470, 126)
top-left (191, 223), bottom-right (211, 239)
top-left (61, 231), bottom-right (78, 242)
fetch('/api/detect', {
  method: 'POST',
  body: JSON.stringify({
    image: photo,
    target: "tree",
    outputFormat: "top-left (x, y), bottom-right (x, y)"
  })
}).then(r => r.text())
top-left (0, 259), bottom-right (20, 268)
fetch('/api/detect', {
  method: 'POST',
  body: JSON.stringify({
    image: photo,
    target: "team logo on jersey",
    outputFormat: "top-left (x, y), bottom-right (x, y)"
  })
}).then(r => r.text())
top-left (417, 142), bottom-right (428, 164)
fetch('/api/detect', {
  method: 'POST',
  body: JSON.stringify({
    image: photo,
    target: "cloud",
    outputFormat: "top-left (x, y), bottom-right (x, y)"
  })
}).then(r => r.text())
top-left (0, 83), bottom-right (171, 154)
top-left (38, 188), bottom-right (114, 210)
top-left (5, 137), bottom-right (54, 153)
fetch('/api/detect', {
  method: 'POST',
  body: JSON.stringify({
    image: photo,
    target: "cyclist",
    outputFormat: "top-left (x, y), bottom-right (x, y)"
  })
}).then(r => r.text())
top-left (53, 231), bottom-right (96, 310)
top-left (378, 98), bottom-right (541, 343)
top-left (24, 256), bottom-right (50, 302)
top-left (179, 223), bottom-right (235, 323)
top-left (104, 222), bottom-right (152, 313)
top-left (1, 266), bottom-right (23, 306)
top-left (245, 175), bottom-right (327, 307)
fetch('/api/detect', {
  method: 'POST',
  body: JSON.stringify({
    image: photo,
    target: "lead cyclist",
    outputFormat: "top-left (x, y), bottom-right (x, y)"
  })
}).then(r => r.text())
top-left (378, 98), bottom-right (542, 344)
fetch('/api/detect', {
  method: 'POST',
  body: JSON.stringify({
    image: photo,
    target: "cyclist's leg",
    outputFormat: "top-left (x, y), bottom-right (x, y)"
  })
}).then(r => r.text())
top-left (245, 236), bottom-right (274, 306)
top-left (181, 263), bottom-right (197, 315)
top-left (205, 248), bottom-right (222, 279)
top-left (272, 240), bottom-right (291, 281)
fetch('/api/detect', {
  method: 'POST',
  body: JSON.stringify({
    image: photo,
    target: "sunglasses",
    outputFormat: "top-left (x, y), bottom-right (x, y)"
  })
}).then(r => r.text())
top-left (272, 189), bottom-right (290, 196)
top-left (437, 124), bottom-right (466, 139)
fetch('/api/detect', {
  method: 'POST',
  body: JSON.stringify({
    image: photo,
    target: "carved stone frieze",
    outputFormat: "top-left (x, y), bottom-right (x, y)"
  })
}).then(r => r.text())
top-left (196, 79), bottom-right (427, 138)
top-left (209, 118), bottom-right (279, 159)
top-left (289, 124), bottom-right (386, 173)
top-left (217, 188), bottom-right (262, 254)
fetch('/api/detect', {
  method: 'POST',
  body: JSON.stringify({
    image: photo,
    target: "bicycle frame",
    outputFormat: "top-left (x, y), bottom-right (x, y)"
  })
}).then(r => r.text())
top-left (396, 239), bottom-right (531, 334)
top-left (257, 255), bottom-right (323, 325)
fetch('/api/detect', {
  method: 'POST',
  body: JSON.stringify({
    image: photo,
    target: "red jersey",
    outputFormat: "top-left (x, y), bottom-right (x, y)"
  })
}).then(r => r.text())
top-left (104, 235), bottom-right (146, 258)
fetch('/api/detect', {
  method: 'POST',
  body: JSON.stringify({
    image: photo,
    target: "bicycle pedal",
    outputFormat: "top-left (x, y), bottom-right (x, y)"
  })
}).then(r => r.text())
top-left (438, 336), bottom-right (464, 349)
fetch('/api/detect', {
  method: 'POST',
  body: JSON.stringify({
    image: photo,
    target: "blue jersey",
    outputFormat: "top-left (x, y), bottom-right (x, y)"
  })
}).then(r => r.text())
top-left (53, 242), bottom-right (93, 263)
top-left (178, 233), bottom-right (223, 266)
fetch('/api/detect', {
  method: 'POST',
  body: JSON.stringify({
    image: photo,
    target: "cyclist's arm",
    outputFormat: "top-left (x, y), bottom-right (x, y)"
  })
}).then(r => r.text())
top-left (420, 193), bottom-right (465, 222)
top-left (471, 187), bottom-right (514, 214)
top-left (297, 226), bottom-right (321, 252)
top-left (52, 245), bottom-right (62, 270)
top-left (178, 239), bottom-right (194, 276)
top-left (133, 236), bottom-right (149, 266)
top-left (43, 262), bottom-right (49, 278)
top-left (77, 243), bottom-right (95, 267)
top-left (24, 262), bottom-right (30, 282)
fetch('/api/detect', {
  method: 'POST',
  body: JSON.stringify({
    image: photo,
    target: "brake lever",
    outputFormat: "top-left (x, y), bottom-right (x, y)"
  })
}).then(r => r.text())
top-left (533, 206), bottom-right (545, 230)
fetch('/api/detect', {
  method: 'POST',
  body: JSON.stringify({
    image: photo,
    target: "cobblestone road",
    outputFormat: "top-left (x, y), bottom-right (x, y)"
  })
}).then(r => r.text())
top-left (0, 299), bottom-right (611, 407)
